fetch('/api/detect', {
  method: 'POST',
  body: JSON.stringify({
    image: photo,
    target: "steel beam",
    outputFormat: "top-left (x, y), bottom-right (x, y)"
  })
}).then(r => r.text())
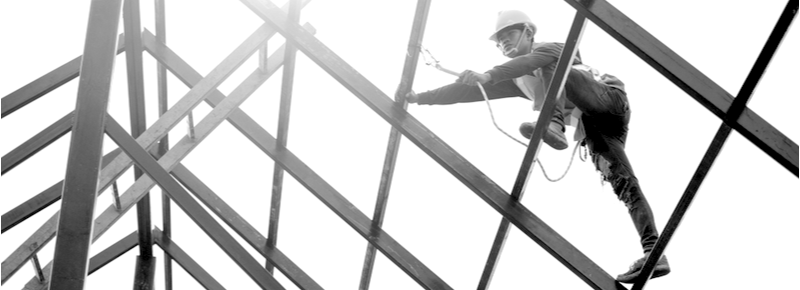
top-left (153, 228), bottom-right (225, 290)
top-left (142, 26), bottom-right (320, 289)
top-left (1, 148), bottom-right (121, 234)
top-left (172, 164), bottom-right (322, 290)
top-left (22, 231), bottom-right (139, 290)
top-left (478, 12), bottom-right (587, 290)
top-left (2, 21), bottom-right (278, 284)
top-left (154, 0), bottom-right (173, 288)
top-left (49, 0), bottom-right (124, 288)
top-left (265, 0), bottom-right (302, 274)
top-left (123, 3), bottom-right (156, 288)
top-left (104, 117), bottom-right (284, 290)
top-left (632, 3), bottom-right (796, 288)
top-left (1, 112), bottom-right (73, 175)
top-left (239, 1), bottom-right (622, 289)
top-left (562, 0), bottom-right (798, 176)
top-left (1, 35), bottom-right (124, 118)
top-left (210, 110), bottom-right (452, 289)
top-left (359, 1), bottom-right (430, 289)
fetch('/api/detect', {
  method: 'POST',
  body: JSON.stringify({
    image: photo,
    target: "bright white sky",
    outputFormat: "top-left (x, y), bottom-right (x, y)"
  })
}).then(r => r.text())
top-left (1, 0), bottom-right (798, 289)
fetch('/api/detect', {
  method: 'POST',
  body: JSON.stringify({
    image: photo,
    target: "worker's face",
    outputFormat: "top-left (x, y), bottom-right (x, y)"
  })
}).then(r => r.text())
top-left (495, 28), bottom-right (530, 57)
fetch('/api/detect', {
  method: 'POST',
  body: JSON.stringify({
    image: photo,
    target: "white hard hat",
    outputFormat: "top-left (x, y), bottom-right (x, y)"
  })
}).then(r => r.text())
top-left (489, 10), bottom-right (537, 42)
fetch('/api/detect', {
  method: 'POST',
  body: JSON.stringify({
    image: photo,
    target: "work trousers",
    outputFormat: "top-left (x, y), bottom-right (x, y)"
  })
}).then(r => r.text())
top-left (555, 69), bottom-right (659, 253)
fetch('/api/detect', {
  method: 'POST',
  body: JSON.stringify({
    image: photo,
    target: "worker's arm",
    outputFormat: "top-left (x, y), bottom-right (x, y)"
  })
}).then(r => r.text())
top-left (484, 42), bottom-right (568, 84)
top-left (409, 79), bottom-right (524, 105)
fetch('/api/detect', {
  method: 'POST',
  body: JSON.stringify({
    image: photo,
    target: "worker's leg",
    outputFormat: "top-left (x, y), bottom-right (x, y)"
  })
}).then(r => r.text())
top-left (563, 69), bottom-right (627, 117)
top-left (518, 82), bottom-right (569, 150)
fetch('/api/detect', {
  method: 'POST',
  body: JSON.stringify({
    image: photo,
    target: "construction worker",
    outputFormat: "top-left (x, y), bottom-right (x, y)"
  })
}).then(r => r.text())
top-left (406, 10), bottom-right (670, 283)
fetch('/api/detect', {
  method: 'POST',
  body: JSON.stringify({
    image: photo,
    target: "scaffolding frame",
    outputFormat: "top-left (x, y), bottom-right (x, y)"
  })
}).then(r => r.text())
top-left (1, 0), bottom-right (797, 289)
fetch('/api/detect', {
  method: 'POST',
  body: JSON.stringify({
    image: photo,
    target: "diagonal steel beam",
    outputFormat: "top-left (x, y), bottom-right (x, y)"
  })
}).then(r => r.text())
top-left (22, 231), bottom-right (139, 290)
top-left (2, 22), bottom-right (278, 284)
top-left (562, 0), bottom-right (798, 176)
top-left (142, 26), bottom-right (321, 289)
top-left (49, 0), bottom-right (124, 288)
top-left (1, 149), bottom-right (122, 233)
top-left (359, 1), bottom-right (430, 289)
top-left (207, 108), bottom-right (452, 289)
top-left (478, 12), bottom-right (587, 290)
top-left (104, 116), bottom-right (284, 289)
top-left (1, 112), bottom-right (73, 175)
top-left (633, 3), bottom-right (797, 289)
top-left (266, 0), bottom-right (302, 274)
top-left (239, 1), bottom-right (622, 289)
top-left (172, 164), bottom-right (322, 290)
top-left (1, 35), bottom-right (125, 118)
top-left (153, 228), bottom-right (225, 290)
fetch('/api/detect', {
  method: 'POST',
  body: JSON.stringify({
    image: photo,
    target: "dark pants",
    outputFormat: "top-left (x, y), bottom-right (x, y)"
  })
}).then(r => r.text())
top-left (555, 69), bottom-right (659, 253)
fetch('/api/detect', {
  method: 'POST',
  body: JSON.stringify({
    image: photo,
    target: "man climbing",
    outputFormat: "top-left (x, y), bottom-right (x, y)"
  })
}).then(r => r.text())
top-left (405, 10), bottom-right (670, 283)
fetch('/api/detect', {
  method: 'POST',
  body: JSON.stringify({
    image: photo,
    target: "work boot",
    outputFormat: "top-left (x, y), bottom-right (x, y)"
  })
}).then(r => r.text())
top-left (616, 252), bottom-right (671, 284)
top-left (519, 121), bottom-right (568, 150)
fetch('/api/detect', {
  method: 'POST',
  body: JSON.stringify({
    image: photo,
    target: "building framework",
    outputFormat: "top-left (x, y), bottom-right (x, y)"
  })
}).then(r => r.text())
top-left (1, 0), bottom-right (797, 289)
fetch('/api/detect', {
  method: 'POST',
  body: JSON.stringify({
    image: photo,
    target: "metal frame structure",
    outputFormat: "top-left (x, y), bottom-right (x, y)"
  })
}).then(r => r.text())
top-left (1, 0), bottom-right (796, 289)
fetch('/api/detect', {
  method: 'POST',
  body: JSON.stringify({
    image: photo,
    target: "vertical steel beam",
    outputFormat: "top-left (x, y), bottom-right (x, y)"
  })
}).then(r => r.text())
top-left (22, 231), bottom-right (139, 290)
top-left (561, 0), bottom-right (798, 176)
top-left (104, 117), bottom-right (285, 290)
top-left (632, 3), bottom-right (796, 289)
top-left (172, 165), bottom-right (323, 290)
top-left (358, 1), bottom-right (430, 289)
top-left (154, 0), bottom-right (173, 289)
top-left (48, 0), bottom-right (124, 288)
top-left (477, 12), bottom-right (587, 290)
top-left (2, 112), bottom-right (73, 175)
top-left (265, 0), bottom-right (301, 274)
top-left (1, 149), bottom-right (121, 233)
top-left (1, 35), bottom-right (125, 118)
top-left (238, 1), bottom-right (621, 288)
top-left (123, 1), bottom-right (156, 288)
top-left (153, 228), bottom-right (226, 290)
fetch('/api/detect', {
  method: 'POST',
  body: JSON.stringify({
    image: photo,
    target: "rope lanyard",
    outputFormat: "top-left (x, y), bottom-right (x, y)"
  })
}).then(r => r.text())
top-left (419, 45), bottom-right (584, 182)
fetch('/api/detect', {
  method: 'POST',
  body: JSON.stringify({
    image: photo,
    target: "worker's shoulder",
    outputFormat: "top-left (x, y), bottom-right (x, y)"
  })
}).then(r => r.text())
top-left (532, 42), bottom-right (565, 52)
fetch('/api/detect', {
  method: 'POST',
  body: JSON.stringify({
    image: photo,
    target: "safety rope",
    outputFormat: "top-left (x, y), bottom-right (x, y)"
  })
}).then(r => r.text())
top-left (419, 45), bottom-right (584, 182)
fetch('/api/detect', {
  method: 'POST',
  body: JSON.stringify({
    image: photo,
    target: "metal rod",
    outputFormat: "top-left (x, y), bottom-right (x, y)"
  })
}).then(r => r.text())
top-left (1, 149), bottom-right (122, 233)
top-left (359, 1), bottom-right (430, 289)
top-left (31, 255), bottom-right (44, 282)
top-left (112, 181), bottom-right (123, 211)
top-left (187, 112), bottom-right (196, 139)
top-left (259, 43), bottom-right (269, 73)
top-left (49, 0), bottom-right (124, 288)
top-left (562, 0), bottom-right (797, 176)
top-left (154, 0), bottom-right (173, 288)
top-left (153, 228), bottom-right (225, 290)
top-left (632, 3), bottom-right (796, 288)
top-left (173, 165), bottom-right (322, 290)
top-left (1, 34), bottom-right (125, 118)
top-left (238, 1), bottom-right (621, 289)
top-left (478, 12), bottom-right (587, 290)
top-left (2, 21), bottom-right (281, 284)
top-left (265, 0), bottom-right (302, 274)
top-left (104, 117), bottom-right (285, 290)
top-left (2, 112), bottom-right (73, 175)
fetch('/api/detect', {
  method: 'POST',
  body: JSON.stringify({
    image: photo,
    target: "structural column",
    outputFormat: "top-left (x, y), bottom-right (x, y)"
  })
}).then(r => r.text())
top-left (49, 0), bottom-right (124, 288)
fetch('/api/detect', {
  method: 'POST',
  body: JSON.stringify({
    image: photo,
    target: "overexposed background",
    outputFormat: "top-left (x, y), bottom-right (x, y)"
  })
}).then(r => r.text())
top-left (1, 0), bottom-right (798, 289)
